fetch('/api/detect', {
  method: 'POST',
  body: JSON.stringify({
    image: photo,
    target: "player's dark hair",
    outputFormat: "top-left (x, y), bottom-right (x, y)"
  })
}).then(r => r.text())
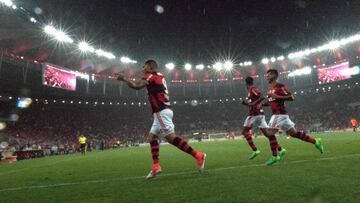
top-left (245, 77), bottom-right (254, 86)
top-left (267, 69), bottom-right (279, 78)
top-left (144, 59), bottom-right (158, 69)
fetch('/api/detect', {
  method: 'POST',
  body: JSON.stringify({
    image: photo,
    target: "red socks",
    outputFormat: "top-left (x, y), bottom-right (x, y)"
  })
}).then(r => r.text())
top-left (168, 136), bottom-right (198, 157)
top-left (243, 132), bottom-right (258, 151)
top-left (150, 140), bottom-right (160, 164)
top-left (290, 131), bottom-right (316, 144)
top-left (267, 134), bottom-right (279, 156)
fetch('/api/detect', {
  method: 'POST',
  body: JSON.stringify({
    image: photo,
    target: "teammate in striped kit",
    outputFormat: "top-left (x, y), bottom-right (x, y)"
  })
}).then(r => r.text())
top-left (116, 60), bottom-right (206, 179)
top-left (263, 69), bottom-right (324, 154)
top-left (242, 77), bottom-right (286, 165)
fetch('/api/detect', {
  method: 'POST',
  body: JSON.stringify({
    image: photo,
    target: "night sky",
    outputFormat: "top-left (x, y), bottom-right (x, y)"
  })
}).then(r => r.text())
top-left (1, 0), bottom-right (360, 67)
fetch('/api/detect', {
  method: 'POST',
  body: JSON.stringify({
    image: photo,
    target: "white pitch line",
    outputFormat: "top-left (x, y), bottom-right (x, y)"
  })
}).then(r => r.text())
top-left (0, 153), bottom-right (359, 193)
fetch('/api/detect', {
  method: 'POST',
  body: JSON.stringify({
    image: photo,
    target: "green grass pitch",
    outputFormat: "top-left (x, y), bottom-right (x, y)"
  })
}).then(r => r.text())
top-left (1, 132), bottom-right (360, 202)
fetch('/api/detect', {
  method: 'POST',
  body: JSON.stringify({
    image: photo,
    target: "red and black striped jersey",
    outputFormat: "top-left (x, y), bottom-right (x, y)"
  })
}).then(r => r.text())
top-left (267, 83), bottom-right (292, 115)
top-left (246, 86), bottom-right (264, 116)
top-left (142, 72), bottom-right (171, 113)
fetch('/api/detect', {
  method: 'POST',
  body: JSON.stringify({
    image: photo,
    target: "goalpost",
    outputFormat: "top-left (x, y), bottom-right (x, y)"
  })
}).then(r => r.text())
top-left (206, 132), bottom-right (228, 141)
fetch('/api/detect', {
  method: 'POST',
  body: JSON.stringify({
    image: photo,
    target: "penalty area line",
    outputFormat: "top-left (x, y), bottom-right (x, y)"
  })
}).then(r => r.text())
top-left (0, 153), bottom-right (359, 192)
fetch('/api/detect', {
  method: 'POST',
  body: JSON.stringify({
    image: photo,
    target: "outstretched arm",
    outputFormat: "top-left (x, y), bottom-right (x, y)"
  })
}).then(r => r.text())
top-left (268, 93), bottom-right (294, 101)
top-left (116, 73), bottom-right (148, 90)
top-left (268, 86), bottom-right (294, 101)
top-left (248, 97), bottom-right (265, 106)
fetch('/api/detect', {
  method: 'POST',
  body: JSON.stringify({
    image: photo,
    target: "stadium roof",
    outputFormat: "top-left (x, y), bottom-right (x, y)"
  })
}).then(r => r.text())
top-left (1, 0), bottom-right (360, 74)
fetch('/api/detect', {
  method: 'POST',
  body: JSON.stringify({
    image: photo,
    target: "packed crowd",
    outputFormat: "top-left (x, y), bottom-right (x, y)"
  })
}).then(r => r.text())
top-left (1, 86), bottom-right (359, 154)
top-left (291, 88), bottom-right (360, 132)
top-left (4, 105), bottom-right (150, 152)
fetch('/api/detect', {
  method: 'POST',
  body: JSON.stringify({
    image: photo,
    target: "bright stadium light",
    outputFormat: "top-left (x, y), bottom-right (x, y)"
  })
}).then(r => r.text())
top-left (288, 53), bottom-right (295, 59)
top-left (184, 63), bottom-right (192, 71)
top-left (327, 40), bottom-right (340, 50)
top-left (0, 122), bottom-right (6, 130)
top-left (44, 25), bottom-right (57, 35)
top-left (55, 31), bottom-right (74, 43)
top-left (261, 58), bottom-right (269, 64)
top-left (78, 41), bottom-right (95, 52)
top-left (310, 48), bottom-right (317, 53)
top-left (316, 45), bottom-right (327, 52)
top-left (270, 57), bottom-right (276, 62)
top-left (165, 63), bottom-right (175, 70)
top-left (303, 49), bottom-right (311, 56)
top-left (95, 49), bottom-right (105, 57)
top-left (223, 61), bottom-right (233, 70)
top-left (11, 4), bottom-right (16, 9)
top-left (120, 56), bottom-right (136, 63)
top-left (16, 98), bottom-right (32, 109)
top-left (349, 34), bottom-right (360, 42)
top-left (344, 34), bottom-right (360, 44)
top-left (277, 56), bottom-right (285, 61)
top-left (0, 0), bottom-right (13, 7)
top-left (78, 41), bottom-right (115, 58)
top-left (95, 49), bottom-right (115, 59)
top-left (239, 62), bottom-right (244, 67)
top-left (44, 25), bottom-right (73, 43)
top-left (30, 17), bottom-right (37, 23)
top-left (103, 52), bottom-right (116, 59)
top-left (54, 31), bottom-right (74, 43)
top-left (287, 34), bottom-right (360, 60)
top-left (196, 64), bottom-right (204, 70)
top-left (288, 66), bottom-right (312, 77)
top-left (54, 30), bottom-right (73, 43)
top-left (120, 56), bottom-right (131, 63)
top-left (243, 61), bottom-right (252, 66)
top-left (213, 62), bottom-right (223, 71)
top-left (290, 52), bottom-right (300, 58)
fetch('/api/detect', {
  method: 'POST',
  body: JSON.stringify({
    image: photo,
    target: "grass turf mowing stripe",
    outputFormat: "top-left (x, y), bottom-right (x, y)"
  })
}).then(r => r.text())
top-left (0, 153), bottom-right (359, 193)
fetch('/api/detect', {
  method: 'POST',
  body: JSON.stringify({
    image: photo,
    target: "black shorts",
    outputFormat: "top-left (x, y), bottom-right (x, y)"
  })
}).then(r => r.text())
top-left (80, 144), bottom-right (86, 149)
